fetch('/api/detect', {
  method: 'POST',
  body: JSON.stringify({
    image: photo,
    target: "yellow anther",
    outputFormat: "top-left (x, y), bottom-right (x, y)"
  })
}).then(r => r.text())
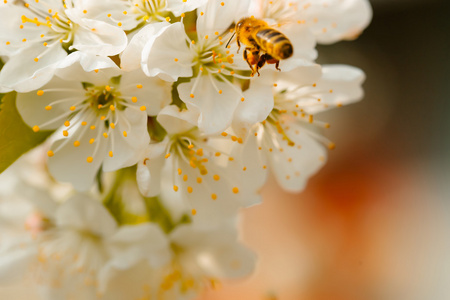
top-left (34, 57), bottom-right (39, 62)
top-left (89, 138), bottom-right (95, 144)
top-left (191, 40), bottom-right (195, 44)
top-left (47, 150), bottom-right (54, 157)
top-left (213, 175), bottom-right (220, 181)
top-left (215, 152), bottom-right (221, 156)
top-left (45, 105), bottom-right (52, 110)
top-left (183, 175), bottom-right (188, 181)
top-left (86, 157), bottom-right (93, 163)
top-left (123, 131), bottom-right (127, 137)
top-left (98, 104), bottom-right (102, 109)
top-left (221, 132), bottom-right (228, 137)
top-left (32, 125), bottom-right (40, 132)
top-left (191, 209), bottom-right (197, 215)
top-left (105, 85), bottom-right (111, 91)
top-left (136, 84), bottom-right (143, 89)
top-left (131, 96), bottom-right (137, 103)
top-left (140, 106), bottom-right (146, 111)
top-left (200, 11), bottom-right (204, 16)
top-left (211, 193), bottom-right (217, 200)
top-left (103, 132), bottom-right (108, 138)
top-left (165, 153), bottom-right (171, 159)
top-left (94, 69), bottom-right (99, 73)
top-left (107, 14), bottom-right (112, 17)
top-left (117, 22), bottom-right (122, 27)
top-left (62, 130), bottom-right (69, 137)
top-left (221, 2), bottom-right (224, 6)
top-left (100, 116), bottom-right (106, 120)
top-left (328, 142), bottom-right (336, 150)
top-left (181, 13), bottom-right (185, 17)
top-left (64, 120), bottom-right (70, 127)
top-left (110, 123), bottom-right (115, 129)
top-left (178, 168), bottom-right (182, 175)
top-left (173, 185), bottom-right (179, 192)
top-left (218, 90), bottom-right (223, 94)
top-left (90, 125), bottom-right (96, 130)
top-left (187, 144), bottom-right (194, 149)
top-left (232, 187), bottom-right (239, 193)
top-left (109, 151), bottom-right (113, 157)
top-left (73, 141), bottom-right (80, 147)
top-left (81, 121), bottom-right (87, 126)
top-left (231, 136), bottom-right (237, 142)
top-left (37, 90), bottom-right (44, 96)
top-left (110, 105), bottom-right (115, 111)
top-left (204, 35), bottom-right (208, 39)
top-left (70, 106), bottom-right (76, 111)
top-left (83, 10), bottom-right (87, 14)
top-left (190, 94), bottom-right (194, 98)
top-left (174, 58), bottom-right (178, 62)
top-left (196, 148), bottom-right (203, 156)
top-left (197, 177), bottom-right (202, 183)
top-left (215, 31), bottom-right (219, 35)
top-left (123, 11), bottom-right (127, 14)
top-left (165, 17), bottom-right (170, 22)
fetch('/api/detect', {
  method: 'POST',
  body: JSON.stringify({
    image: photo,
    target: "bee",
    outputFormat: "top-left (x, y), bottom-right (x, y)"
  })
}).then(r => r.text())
top-left (228, 17), bottom-right (293, 76)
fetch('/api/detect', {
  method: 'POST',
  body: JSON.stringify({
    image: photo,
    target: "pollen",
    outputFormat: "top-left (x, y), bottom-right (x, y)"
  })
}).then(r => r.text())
top-left (37, 90), bottom-right (44, 96)
top-left (32, 125), bottom-right (40, 132)
top-left (47, 150), bottom-right (54, 157)
top-left (232, 187), bottom-right (239, 194)
top-left (86, 157), bottom-right (93, 163)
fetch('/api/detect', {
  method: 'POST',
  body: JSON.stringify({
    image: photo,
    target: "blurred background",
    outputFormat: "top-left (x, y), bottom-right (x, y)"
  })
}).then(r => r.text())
top-left (199, 0), bottom-right (450, 300)
top-left (1, 0), bottom-right (449, 299)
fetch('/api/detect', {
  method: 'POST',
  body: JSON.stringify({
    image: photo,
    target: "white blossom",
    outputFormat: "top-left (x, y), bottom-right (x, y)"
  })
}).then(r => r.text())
top-left (16, 52), bottom-right (171, 190)
top-left (0, 0), bottom-right (128, 92)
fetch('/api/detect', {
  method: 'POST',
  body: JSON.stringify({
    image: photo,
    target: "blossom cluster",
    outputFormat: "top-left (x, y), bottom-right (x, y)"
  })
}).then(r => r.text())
top-left (0, 0), bottom-right (371, 299)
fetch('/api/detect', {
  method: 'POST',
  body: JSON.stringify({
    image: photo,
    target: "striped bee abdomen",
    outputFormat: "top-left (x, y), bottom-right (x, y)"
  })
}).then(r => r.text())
top-left (254, 28), bottom-right (293, 60)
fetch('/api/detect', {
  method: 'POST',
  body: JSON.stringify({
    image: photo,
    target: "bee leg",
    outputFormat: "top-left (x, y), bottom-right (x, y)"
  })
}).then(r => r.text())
top-left (274, 60), bottom-right (281, 71)
top-left (243, 48), bottom-right (256, 76)
top-left (256, 54), bottom-right (269, 76)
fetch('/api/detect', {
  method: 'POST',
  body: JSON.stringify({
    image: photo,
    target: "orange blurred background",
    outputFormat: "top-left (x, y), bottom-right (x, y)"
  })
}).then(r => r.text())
top-left (200, 1), bottom-right (450, 299)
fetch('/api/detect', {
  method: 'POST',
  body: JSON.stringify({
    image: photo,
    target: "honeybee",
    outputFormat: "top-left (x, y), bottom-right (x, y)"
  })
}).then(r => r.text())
top-left (229, 17), bottom-right (293, 76)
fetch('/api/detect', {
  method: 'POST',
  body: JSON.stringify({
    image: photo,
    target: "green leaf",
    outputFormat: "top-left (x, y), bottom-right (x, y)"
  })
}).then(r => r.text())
top-left (0, 92), bottom-right (53, 173)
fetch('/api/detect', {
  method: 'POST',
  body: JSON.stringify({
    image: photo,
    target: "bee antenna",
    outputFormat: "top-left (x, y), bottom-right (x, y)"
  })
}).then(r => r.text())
top-left (225, 32), bottom-right (236, 48)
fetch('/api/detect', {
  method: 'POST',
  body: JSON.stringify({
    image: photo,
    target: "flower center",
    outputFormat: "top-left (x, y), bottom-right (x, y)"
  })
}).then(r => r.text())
top-left (132, 0), bottom-right (170, 23)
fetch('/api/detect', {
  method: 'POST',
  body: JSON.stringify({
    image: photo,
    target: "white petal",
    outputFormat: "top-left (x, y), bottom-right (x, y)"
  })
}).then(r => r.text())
top-left (0, 242), bottom-right (37, 284)
top-left (102, 108), bottom-right (150, 172)
top-left (16, 78), bottom-right (85, 131)
top-left (302, 64), bottom-right (365, 114)
top-left (232, 81), bottom-right (274, 138)
top-left (55, 194), bottom-right (117, 237)
top-left (48, 122), bottom-right (108, 191)
top-left (277, 23), bottom-right (317, 72)
top-left (196, 0), bottom-right (251, 38)
top-left (267, 120), bottom-right (327, 192)
top-left (69, 16), bottom-right (128, 56)
top-left (166, 0), bottom-right (209, 16)
top-left (136, 141), bottom-right (167, 197)
top-left (107, 224), bottom-right (170, 269)
top-left (119, 69), bottom-right (172, 116)
top-left (156, 105), bottom-right (198, 135)
top-left (0, 45), bottom-right (67, 92)
top-left (178, 76), bottom-right (241, 135)
top-left (121, 22), bottom-right (170, 71)
top-left (305, 0), bottom-right (373, 44)
top-left (141, 22), bottom-right (193, 82)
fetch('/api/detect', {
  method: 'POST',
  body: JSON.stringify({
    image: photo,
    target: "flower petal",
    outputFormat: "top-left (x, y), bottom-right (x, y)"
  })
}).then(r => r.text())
top-left (178, 76), bottom-right (241, 135)
top-left (141, 22), bottom-right (193, 82)
top-left (55, 194), bottom-right (117, 237)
